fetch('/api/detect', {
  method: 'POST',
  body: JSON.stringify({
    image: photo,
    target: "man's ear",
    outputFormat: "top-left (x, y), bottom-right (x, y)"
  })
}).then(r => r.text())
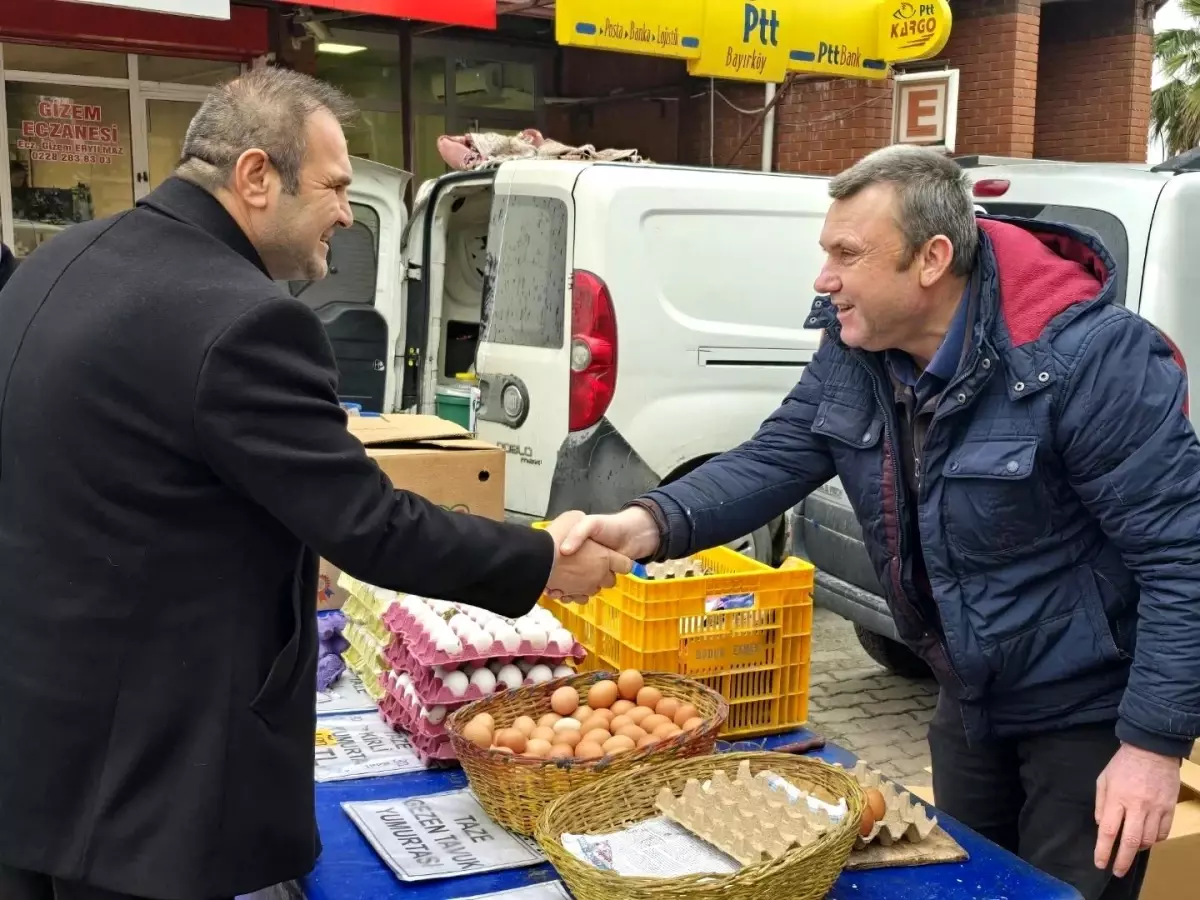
top-left (230, 148), bottom-right (272, 210)
top-left (917, 234), bottom-right (955, 288)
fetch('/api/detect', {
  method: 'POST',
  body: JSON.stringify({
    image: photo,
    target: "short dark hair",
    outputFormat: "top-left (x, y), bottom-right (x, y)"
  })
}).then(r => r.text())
top-left (177, 66), bottom-right (357, 195)
top-left (829, 145), bottom-right (978, 277)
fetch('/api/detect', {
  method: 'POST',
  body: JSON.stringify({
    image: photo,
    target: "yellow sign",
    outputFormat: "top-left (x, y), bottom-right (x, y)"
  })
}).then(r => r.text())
top-left (315, 728), bottom-right (338, 747)
top-left (554, 0), bottom-right (703, 62)
top-left (556, 0), bottom-right (952, 85)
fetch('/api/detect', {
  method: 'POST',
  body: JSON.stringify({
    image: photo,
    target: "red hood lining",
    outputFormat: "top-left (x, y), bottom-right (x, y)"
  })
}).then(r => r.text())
top-left (977, 218), bottom-right (1108, 348)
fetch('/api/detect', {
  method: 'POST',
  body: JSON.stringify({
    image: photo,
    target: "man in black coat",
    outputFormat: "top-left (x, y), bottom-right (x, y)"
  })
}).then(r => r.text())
top-left (0, 241), bottom-right (15, 292)
top-left (0, 68), bottom-right (626, 900)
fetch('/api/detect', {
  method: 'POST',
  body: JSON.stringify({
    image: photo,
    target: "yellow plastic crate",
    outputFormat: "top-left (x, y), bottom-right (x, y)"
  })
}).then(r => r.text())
top-left (538, 547), bottom-right (814, 739)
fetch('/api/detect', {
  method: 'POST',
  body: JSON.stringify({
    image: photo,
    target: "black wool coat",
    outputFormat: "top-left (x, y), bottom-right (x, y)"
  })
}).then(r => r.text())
top-left (0, 177), bottom-right (554, 899)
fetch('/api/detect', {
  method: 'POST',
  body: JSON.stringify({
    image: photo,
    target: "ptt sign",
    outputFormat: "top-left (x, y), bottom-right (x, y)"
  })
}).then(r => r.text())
top-left (742, 5), bottom-right (781, 45)
top-left (689, 2), bottom-right (793, 80)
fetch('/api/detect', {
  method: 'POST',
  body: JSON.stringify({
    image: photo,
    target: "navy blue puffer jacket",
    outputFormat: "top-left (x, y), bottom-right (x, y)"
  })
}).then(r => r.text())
top-left (642, 216), bottom-right (1200, 756)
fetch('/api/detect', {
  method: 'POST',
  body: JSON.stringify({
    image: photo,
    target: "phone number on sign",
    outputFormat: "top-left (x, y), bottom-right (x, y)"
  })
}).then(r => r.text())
top-left (30, 150), bottom-right (114, 165)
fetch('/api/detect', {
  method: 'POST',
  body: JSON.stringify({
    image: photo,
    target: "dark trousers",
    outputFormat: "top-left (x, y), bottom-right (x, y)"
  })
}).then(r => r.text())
top-left (928, 710), bottom-right (1150, 900)
top-left (0, 866), bottom-right (231, 900)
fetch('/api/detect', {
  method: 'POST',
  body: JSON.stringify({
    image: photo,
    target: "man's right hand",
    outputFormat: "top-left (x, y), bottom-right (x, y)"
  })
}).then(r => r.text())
top-left (544, 511), bottom-right (634, 602)
top-left (558, 506), bottom-right (661, 561)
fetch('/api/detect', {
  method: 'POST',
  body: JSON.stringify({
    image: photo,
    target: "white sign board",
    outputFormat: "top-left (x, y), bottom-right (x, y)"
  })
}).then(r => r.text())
top-left (891, 69), bottom-right (960, 154)
top-left (458, 884), bottom-right (571, 900)
top-left (342, 790), bottom-right (545, 882)
top-left (316, 671), bottom-right (377, 716)
top-left (314, 714), bottom-right (423, 783)
top-left (57, 0), bottom-right (230, 20)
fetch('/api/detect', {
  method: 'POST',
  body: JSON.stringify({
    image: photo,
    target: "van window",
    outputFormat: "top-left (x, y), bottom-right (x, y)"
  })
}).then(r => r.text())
top-left (978, 202), bottom-right (1128, 306)
top-left (287, 201), bottom-right (380, 309)
top-left (480, 194), bottom-right (568, 350)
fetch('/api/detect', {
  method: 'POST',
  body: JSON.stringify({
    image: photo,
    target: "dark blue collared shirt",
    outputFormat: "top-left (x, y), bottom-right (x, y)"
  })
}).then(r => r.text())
top-left (885, 284), bottom-right (972, 409)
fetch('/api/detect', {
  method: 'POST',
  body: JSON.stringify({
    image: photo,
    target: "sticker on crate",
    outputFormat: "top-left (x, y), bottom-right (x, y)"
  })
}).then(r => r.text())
top-left (314, 714), bottom-right (424, 782)
top-left (316, 670), bottom-right (378, 716)
top-left (341, 789), bottom-right (545, 881)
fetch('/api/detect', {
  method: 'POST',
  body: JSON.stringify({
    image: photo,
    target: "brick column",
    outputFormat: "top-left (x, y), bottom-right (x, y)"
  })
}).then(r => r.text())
top-left (934, 0), bottom-right (1041, 157)
top-left (1035, 0), bottom-right (1153, 162)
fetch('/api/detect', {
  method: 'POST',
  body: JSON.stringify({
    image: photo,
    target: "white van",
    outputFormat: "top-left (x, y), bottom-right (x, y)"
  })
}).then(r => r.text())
top-left (312, 157), bottom-right (835, 562)
top-left (797, 152), bottom-right (1200, 674)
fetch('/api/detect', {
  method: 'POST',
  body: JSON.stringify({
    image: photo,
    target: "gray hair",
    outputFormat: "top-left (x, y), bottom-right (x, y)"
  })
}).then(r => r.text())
top-left (828, 145), bottom-right (978, 277)
top-left (176, 66), bottom-right (357, 195)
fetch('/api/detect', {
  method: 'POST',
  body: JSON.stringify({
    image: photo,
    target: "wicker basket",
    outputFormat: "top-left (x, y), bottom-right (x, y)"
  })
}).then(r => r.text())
top-left (446, 671), bottom-right (728, 836)
top-left (535, 751), bottom-right (865, 900)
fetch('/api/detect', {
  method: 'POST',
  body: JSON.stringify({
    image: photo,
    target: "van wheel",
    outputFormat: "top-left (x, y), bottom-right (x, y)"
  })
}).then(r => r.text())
top-left (854, 625), bottom-right (933, 679)
top-left (725, 522), bottom-right (777, 564)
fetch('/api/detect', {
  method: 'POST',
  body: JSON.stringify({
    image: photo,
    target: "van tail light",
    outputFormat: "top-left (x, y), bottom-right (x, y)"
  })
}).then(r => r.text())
top-left (973, 179), bottom-right (1010, 198)
top-left (1159, 329), bottom-right (1190, 418)
top-left (569, 270), bottom-right (617, 432)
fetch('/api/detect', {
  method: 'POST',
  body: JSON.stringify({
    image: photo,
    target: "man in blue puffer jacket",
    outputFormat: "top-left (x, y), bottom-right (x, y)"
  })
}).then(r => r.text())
top-left (560, 145), bottom-right (1200, 900)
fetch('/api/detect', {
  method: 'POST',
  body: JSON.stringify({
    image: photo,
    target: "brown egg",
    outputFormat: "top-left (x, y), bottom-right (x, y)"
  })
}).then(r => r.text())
top-left (592, 708), bottom-right (616, 724)
top-left (583, 728), bottom-right (613, 745)
top-left (636, 733), bottom-right (660, 749)
top-left (681, 716), bottom-right (704, 732)
top-left (471, 713), bottom-right (495, 731)
top-left (641, 714), bottom-right (671, 733)
top-left (588, 680), bottom-right (619, 710)
top-left (524, 738), bottom-right (552, 758)
top-left (636, 686), bottom-right (663, 710)
top-left (462, 721), bottom-right (492, 748)
top-left (551, 686), bottom-right (580, 717)
top-left (572, 705), bottom-right (593, 722)
top-left (538, 713), bottom-right (562, 729)
top-left (609, 714), bottom-right (634, 733)
top-left (617, 670), bottom-right (644, 701)
top-left (652, 722), bottom-right (682, 740)
top-left (548, 744), bottom-right (574, 760)
top-left (616, 725), bottom-right (647, 742)
top-left (575, 740), bottom-right (605, 760)
top-left (602, 734), bottom-right (636, 755)
top-left (495, 728), bottom-right (527, 754)
top-left (512, 716), bottom-right (537, 737)
top-left (577, 716), bottom-right (607, 735)
top-left (673, 704), bottom-right (698, 727)
top-left (656, 698), bottom-right (682, 722)
top-left (627, 706), bottom-right (653, 725)
top-left (859, 803), bottom-right (876, 837)
top-left (556, 730), bottom-right (582, 749)
top-left (491, 746), bottom-right (514, 755)
top-left (530, 726), bottom-right (557, 744)
top-left (611, 699), bottom-right (636, 716)
top-left (866, 788), bottom-right (887, 821)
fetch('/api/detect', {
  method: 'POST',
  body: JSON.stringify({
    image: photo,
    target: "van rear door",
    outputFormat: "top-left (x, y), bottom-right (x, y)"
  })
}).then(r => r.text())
top-left (474, 162), bottom-right (578, 519)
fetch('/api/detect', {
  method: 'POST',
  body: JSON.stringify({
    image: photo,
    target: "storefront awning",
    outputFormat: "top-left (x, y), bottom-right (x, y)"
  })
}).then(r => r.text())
top-left (299, 0), bottom-right (496, 29)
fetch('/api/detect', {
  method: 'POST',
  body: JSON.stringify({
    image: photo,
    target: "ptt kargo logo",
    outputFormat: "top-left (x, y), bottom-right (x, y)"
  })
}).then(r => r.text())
top-left (894, 2), bottom-right (915, 18)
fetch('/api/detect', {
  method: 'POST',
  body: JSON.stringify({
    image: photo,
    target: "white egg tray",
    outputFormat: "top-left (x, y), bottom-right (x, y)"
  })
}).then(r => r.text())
top-left (380, 670), bottom-right (468, 740)
top-left (834, 761), bottom-right (938, 848)
top-left (377, 693), bottom-right (457, 764)
top-left (655, 759), bottom-right (835, 866)
top-left (383, 640), bottom-right (577, 707)
top-left (382, 604), bottom-right (587, 669)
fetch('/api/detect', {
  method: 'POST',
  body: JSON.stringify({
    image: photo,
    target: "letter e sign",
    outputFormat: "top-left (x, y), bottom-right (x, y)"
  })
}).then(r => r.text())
top-left (892, 70), bottom-right (959, 152)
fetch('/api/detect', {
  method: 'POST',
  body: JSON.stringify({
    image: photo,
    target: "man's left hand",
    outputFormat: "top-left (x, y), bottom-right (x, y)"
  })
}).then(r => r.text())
top-left (1094, 743), bottom-right (1180, 876)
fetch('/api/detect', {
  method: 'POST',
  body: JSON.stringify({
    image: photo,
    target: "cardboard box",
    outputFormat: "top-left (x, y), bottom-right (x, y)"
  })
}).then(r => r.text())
top-left (316, 415), bottom-right (506, 609)
top-left (904, 760), bottom-right (1200, 898)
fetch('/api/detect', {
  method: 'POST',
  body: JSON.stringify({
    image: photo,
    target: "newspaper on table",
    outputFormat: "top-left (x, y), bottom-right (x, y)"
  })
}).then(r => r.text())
top-left (455, 883), bottom-right (572, 900)
top-left (314, 713), bottom-right (423, 782)
top-left (342, 789), bottom-right (545, 882)
top-left (316, 670), bottom-right (377, 715)
top-left (560, 816), bottom-right (740, 879)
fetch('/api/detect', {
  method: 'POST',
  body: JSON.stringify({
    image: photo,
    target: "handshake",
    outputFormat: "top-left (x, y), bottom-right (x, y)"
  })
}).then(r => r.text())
top-left (542, 507), bottom-right (662, 603)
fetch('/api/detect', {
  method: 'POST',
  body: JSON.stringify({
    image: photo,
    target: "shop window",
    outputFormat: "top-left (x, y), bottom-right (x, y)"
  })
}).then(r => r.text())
top-left (138, 55), bottom-right (239, 86)
top-left (1, 44), bottom-right (127, 79)
top-left (5, 82), bottom-right (134, 258)
top-left (146, 99), bottom-right (204, 192)
top-left (315, 30), bottom-right (404, 172)
top-left (450, 59), bottom-right (535, 111)
top-left (287, 202), bottom-right (380, 311)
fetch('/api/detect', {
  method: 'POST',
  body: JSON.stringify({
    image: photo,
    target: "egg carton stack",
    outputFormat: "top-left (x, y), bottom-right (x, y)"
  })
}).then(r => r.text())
top-left (834, 760), bottom-right (938, 849)
top-left (336, 574), bottom-right (399, 704)
top-left (377, 597), bottom-right (586, 765)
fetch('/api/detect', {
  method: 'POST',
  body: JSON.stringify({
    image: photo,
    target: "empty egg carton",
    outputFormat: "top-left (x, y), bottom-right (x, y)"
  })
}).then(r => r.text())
top-left (835, 760), bottom-right (938, 849)
top-left (655, 759), bottom-right (835, 866)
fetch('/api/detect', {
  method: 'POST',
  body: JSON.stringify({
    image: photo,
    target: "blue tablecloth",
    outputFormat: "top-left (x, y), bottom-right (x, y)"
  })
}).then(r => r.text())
top-left (301, 728), bottom-right (1083, 900)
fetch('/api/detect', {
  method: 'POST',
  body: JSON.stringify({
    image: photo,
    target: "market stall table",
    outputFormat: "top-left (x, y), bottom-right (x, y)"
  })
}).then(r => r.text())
top-left (301, 728), bottom-right (1084, 900)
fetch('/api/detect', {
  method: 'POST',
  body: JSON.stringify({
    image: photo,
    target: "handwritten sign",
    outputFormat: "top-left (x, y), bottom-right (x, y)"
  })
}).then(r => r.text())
top-left (557, 0), bottom-right (953, 84)
top-left (316, 670), bottom-right (377, 715)
top-left (16, 97), bottom-right (125, 165)
top-left (342, 790), bottom-right (545, 881)
top-left (313, 713), bottom-right (423, 783)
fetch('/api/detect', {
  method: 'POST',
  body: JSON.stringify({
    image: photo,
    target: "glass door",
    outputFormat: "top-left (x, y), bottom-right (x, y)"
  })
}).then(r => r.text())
top-left (137, 90), bottom-right (209, 196)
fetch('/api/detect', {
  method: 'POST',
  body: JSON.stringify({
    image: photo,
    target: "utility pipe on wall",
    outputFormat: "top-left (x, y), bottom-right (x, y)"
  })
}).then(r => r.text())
top-left (762, 82), bottom-right (777, 172)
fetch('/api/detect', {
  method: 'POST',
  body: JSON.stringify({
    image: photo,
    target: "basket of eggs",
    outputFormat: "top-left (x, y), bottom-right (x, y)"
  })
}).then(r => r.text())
top-left (446, 669), bottom-right (728, 836)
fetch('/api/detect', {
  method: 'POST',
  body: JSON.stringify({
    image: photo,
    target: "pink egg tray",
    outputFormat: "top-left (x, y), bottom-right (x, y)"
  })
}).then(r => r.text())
top-left (377, 674), bottom-right (463, 740)
top-left (381, 605), bottom-right (587, 670)
top-left (377, 694), bottom-right (457, 766)
top-left (383, 640), bottom-right (575, 708)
